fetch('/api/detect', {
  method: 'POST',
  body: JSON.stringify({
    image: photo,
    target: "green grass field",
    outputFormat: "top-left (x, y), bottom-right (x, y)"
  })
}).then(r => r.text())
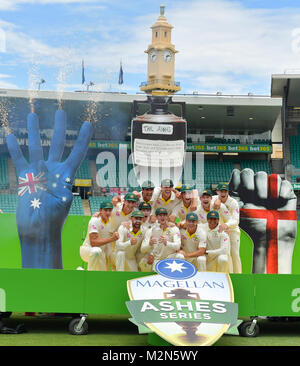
top-left (1, 313), bottom-right (300, 346)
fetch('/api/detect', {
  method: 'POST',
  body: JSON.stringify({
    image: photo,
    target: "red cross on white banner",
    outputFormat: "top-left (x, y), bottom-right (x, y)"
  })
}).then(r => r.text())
top-left (18, 172), bottom-right (47, 197)
top-left (240, 174), bottom-right (297, 274)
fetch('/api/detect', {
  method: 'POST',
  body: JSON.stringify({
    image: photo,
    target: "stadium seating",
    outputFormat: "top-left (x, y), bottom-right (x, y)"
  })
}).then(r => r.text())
top-left (0, 194), bottom-right (17, 213)
top-left (75, 159), bottom-right (91, 180)
top-left (181, 159), bottom-right (235, 186)
top-left (240, 160), bottom-right (271, 175)
top-left (69, 195), bottom-right (84, 215)
top-left (290, 133), bottom-right (300, 182)
top-left (0, 156), bottom-right (9, 189)
top-left (95, 155), bottom-right (139, 190)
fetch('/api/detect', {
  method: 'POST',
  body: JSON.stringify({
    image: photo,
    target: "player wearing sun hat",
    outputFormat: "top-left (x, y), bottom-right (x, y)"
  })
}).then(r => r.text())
top-left (80, 200), bottom-right (119, 271)
top-left (203, 210), bottom-right (232, 273)
top-left (178, 212), bottom-right (207, 271)
top-left (211, 182), bottom-right (241, 273)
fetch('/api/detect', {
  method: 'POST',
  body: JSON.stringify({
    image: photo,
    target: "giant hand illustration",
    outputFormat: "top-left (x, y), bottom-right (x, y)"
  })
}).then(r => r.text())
top-left (6, 110), bottom-right (93, 269)
top-left (229, 168), bottom-right (297, 274)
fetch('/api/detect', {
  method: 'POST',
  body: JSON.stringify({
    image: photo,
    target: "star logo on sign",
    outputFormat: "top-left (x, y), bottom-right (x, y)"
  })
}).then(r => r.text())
top-left (164, 260), bottom-right (188, 273)
top-left (65, 177), bottom-right (71, 183)
top-left (155, 258), bottom-right (197, 280)
top-left (30, 198), bottom-right (42, 210)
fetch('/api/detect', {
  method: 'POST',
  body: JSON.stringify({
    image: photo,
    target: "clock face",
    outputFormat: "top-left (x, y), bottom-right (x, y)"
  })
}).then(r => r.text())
top-left (163, 49), bottom-right (172, 62)
top-left (149, 50), bottom-right (157, 63)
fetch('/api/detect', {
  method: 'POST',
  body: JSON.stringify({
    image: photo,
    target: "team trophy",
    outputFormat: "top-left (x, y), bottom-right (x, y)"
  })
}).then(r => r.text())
top-left (131, 95), bottom-right (187, 188)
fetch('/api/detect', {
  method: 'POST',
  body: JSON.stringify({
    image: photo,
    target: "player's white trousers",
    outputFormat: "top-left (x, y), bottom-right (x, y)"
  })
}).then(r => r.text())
top-left (80, 246), bottom-right (107, 271)
top-left (115, 251), bottom-right (138, 272)
top-left (229, 230), bottom-right (242, 273)
top-left (207, 254), bottom-right (230, 273)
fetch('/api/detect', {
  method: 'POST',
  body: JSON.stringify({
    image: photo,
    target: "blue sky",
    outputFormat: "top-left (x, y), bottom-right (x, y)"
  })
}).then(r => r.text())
top-left (0, 0), bottom-right (300, 95)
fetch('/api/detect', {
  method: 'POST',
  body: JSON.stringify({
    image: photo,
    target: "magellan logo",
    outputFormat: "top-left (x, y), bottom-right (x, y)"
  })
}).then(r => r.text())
top-left (135, 279), bottom-right (224, 289)
top-left (127, 260), bottom-right (238, 346)
top-left (155, 259), bottom-right (197, 280)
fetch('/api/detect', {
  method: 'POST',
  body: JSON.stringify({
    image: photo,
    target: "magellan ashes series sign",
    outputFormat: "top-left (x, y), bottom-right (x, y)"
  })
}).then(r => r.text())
top-left (126, 259), bottom-right (238, 346)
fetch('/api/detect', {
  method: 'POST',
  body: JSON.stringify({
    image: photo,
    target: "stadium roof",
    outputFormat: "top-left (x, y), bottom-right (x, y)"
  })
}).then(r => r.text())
top-left (271, 73), bottom-right (300, 107)
top-left (0, 88), bottom-right (282, 133)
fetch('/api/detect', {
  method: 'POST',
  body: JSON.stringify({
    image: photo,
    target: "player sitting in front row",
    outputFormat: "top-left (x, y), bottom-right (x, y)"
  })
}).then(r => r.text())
top-left (140, 207), bottom-right (183, 271)
top-left (203, 210), bottom-right (232, 273)
top-left (80, 201), bottom-right (119, 271)
top-left (177, 212), bottom-right (207, 271)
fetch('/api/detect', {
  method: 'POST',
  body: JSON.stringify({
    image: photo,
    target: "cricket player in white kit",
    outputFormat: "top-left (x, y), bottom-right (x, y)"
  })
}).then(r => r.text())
top-left (108, 192), bottom-right (139, 270)
top-left (140, 207), bottom-right (183, 270)
top-left (115, 210), bottom-right (145, 271)
top-left (138, 201), bottom-right (156, 231)
top-left (212, 183), bottom-right (241, 273)
top-left (195, 189), bottom-right (231, 225)
top-left (113, 180), bottom-right (158, 222)
top-left (152, 179), bottom-right (181, 216)
top-left (80, 201), bottom-right (119, 271)
top-left (204, 210), bottom-right (231, 273)
top-left (178, 212), bottom-right (207, 271)
top-left (169, 184), bottom-right (196, 222)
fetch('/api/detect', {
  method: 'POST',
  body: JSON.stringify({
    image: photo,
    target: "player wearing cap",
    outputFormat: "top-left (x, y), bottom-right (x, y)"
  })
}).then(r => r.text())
top-left (138, 202), bottom-right (155, 231)
top-left (204, 210), bottom-right (231, 273)
top-left (138, 180), bottom-right (158, 205)
top-left (169, 184), bottom-right (196, 223)
top-left (110, 193), bottom-right (139, 231)
top-left (118, 201), bottom-right (155, 232)
top-left (115, 210), bottom-right (145, 271)
top-left (107, 193), bottom-right (139, 270)
top-left (112, 181), bottom-right (158, 222)
top-left (140, 207), bottom-right (183, 271)
top-left (80, 201), bottom-right (119, 271)
top-left (113, 180), bottom-right (157, 206)
top-left (194, 189), bottom-right (231, 224)
top-left (178, 212), bottom-right (207, 271)
top-left (152, 179), bottom-right (181, 216)
top-left (212, 183), bottom-right (241, 273)
top-left (137, 181), bottom-right (161, 222)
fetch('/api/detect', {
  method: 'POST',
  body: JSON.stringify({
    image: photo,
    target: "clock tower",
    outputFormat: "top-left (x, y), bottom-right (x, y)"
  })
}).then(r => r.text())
top-left (140, 4), bottom-right (181, 95)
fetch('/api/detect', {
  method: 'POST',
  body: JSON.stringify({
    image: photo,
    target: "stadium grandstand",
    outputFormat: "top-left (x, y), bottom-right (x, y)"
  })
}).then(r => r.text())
top-left (0, 74), bottom-right (299, 217)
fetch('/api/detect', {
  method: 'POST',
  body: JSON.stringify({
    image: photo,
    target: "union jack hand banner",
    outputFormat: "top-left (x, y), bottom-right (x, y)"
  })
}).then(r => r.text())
top-left (6, 110), bottom-right (93, 269)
